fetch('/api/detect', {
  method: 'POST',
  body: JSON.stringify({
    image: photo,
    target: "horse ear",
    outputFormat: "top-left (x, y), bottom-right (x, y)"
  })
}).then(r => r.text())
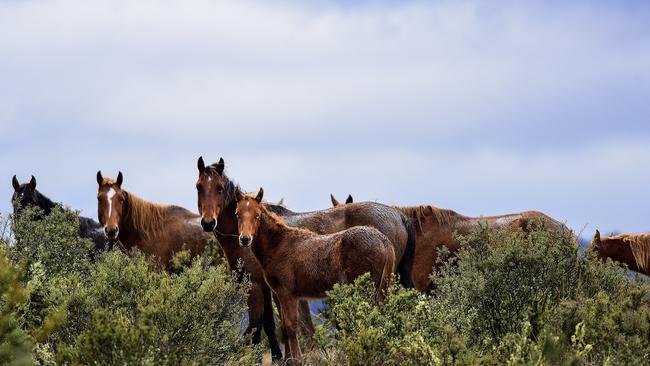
top-left (96, 171), bottom-right (103, 185)
top-left (330, 194), bottom-right (339, 207)
top-left (255, 187), bottom-right (264, 203)
top-left (593, 230), bottom-right (601, 245)
top-left (345, 194), bottom-right (354, 204)
top-left (116, 171), bottom-right (123, 188)
top-left (28, 175), bottom-right (36, 190)
top-left (235, 186), bottom-right (243, 202)
top-left (12, 175), bottom-right (19, 191)
top-left (215, 158), bottom-right (225, 175)
top-left (198, 156), bottom-right (205, 173)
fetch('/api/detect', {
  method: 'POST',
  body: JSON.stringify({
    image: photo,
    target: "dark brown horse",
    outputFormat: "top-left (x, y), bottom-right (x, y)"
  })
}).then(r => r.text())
top-left (196, 157), bottom-right (416, 360)
top-left (12, 175), bottom-right (108, 254)
top-left (236, 188), bottom-right (394, 364)
top-left (589, 230), bottom-right (650, 276)
top-left (329, 195), bottom-right (569, 292)
top-left (195, 158), bottom-right (284, 360)
top-left (198, 159), bottom-right (415, 287)
top-left (96, 171), bottom-right (211, 268)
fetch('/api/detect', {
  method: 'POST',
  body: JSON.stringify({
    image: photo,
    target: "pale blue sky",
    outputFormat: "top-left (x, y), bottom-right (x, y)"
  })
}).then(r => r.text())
top-left (1, 0), bottom-right (649, 237)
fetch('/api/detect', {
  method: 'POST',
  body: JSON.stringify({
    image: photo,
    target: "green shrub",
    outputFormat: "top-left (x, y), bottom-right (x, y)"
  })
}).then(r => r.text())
top-left (315, 224), bottom-right (650, 365)
top-left (3, 207), bottom-right (259, 365)
top-left (0, 247), bottom-right (34, 366)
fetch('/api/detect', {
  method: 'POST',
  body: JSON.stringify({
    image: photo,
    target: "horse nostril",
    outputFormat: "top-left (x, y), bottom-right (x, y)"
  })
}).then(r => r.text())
top-left (239, 236), bottom-right (251, 246)
top-left (104, 227), bottom-right (118, 239)
top-left (201, 218), bottom-right (216, 232)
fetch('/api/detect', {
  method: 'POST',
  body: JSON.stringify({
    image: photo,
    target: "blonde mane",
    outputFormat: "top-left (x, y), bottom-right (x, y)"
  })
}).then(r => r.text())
top-left (622, 234), bottom-right (650, 272)
top-left (395, 205), bottom-right (457, 232)
top-left (124, 192), bottom-right (169, 241)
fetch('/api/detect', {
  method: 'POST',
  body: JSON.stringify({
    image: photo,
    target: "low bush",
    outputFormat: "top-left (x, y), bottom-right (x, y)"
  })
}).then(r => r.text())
top-left (2, 206), bottom-right (258, 365)
top-left (314, 223), bottom-right (650, 365)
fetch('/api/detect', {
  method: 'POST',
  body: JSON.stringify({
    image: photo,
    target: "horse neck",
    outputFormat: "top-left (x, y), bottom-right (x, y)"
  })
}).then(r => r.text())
top-left (251, 210), bottom-right (292, 267)
top-left (601, 237), bottom-right (642, 272)
top-left (35, 190), bottom-right (56, 214)
top-left (118, 193), bottom-right (166, 245)
top-left (215, 198), bottom-right (244, 265)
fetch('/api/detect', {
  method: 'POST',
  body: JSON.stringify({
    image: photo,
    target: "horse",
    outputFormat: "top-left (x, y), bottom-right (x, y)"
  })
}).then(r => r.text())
top-left (96, 171), bottom-right (211, 268)
top-left (12, 175), bottom-right (108, 253)
top-left (330, 193), bottom-right (353, 207)
top-left (589, 230), bottom-right (650, 276)
top-left (196, 157), bottom-right (416, 360)
top-left (236, 187), bottom-right (395, 364)
top-left (197, 159), bottom-right (415, 287)
top-left (329, 194), bottom-right (569, 292)
top-left (196, 158), bottom-right (286, 361)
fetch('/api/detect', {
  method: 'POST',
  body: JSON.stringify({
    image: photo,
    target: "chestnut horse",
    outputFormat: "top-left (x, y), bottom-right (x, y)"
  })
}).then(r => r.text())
top-left (589, 230), bottom-right (650, 276)
top-left (96, 171), bottom-right (211, 268)
top-left (237, 188), bottom-right (394, 364)
top-left (330, 194), bottom-right (569, 292)
top-left (12, 175), bottom-right (108, 254)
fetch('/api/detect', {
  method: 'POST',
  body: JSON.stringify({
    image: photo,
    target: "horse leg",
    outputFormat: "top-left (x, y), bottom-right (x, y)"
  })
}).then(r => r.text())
top-left (262, 286), bottom-right (283, 361)
top-left (272, 292), bottom-right (290, 357)
top-left (298, 300), bottom-right (314, 337)
top-left (278, 293), bottom-right (301, 365)
top-left (247, 282), bottom-right (265, 345)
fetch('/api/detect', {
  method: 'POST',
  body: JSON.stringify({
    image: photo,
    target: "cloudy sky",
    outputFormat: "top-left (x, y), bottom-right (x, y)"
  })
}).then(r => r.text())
top-left (1, 0), bottom-right (649, 237)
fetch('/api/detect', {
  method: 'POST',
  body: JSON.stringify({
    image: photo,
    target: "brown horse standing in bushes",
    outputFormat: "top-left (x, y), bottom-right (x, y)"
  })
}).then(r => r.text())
top-left (236, 188), bottom-right (395, 364)
top-left (96, 171), bottom-right (211, 268)
top-left (589, 230), bottom-right (650, 276)
top-left (196, 157), bottom-right (416, 360)
top-left (331, 194), bottom-right (570, 292)
top-left (195, 158), bottom-right (286, 361)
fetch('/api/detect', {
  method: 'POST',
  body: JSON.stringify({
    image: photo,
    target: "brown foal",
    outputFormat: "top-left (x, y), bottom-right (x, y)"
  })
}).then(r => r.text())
top-left (236, 188), bottom-right (395, 364)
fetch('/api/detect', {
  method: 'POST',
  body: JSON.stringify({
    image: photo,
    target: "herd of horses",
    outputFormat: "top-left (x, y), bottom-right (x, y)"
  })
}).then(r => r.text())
top-left (10, 158), bottom-right (650, 364)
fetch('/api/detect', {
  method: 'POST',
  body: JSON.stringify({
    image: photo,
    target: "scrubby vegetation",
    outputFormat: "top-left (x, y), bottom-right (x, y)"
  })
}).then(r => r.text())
top-left (1, 207), bottom-right (649, 365)
top-left (313, 224), bottom-right (650, 365)
top-left (1, 207), bottom-right (258, 365)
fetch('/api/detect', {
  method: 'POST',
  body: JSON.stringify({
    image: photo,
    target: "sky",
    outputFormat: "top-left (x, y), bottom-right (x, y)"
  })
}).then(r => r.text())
top-left (1, 0), bottom-right (649, 238)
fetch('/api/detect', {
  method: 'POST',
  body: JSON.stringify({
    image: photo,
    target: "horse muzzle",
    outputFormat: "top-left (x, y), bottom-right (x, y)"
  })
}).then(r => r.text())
top-left (239, 235), bottom-right (253, 247)
top-left (200, 218), bottom-right (217, 232)
top-left (104, 226), bottom-right (119, 240)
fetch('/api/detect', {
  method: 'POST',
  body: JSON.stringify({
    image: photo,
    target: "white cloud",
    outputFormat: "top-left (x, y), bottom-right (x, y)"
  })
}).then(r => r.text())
top-left (1, 0), bottom-right (648, 138)
top-left (1, 0), bottom-right (649, 238)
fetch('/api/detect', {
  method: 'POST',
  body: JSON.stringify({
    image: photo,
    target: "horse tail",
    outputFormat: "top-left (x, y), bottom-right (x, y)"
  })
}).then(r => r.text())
top-left (397, 213), bottom-right (416, 289)
top-left (376, 244), bottom-right (395, 303)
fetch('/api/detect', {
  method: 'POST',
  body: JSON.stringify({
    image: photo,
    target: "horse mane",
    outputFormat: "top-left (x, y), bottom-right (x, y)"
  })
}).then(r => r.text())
top-left (252, 197), bottom-right (314, 237)
top-left (618, 234), bottom-right (650, 272)
top-left (394, 205), bottom-right (457, 232)
top-left (34, 189), bottom-right (56, 213)
top-left (123, 192), bottom-right (169, 241)
top-left (205, 165), bottom-right (238, 210)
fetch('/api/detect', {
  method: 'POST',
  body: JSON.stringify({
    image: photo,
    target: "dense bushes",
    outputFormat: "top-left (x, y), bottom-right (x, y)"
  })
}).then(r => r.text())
top-left (2, 206), bottom-right (649, 365)
top-left (314, 223), bottom-right (650, 365)
top-left (1, 207), bottom-right (257, 365)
